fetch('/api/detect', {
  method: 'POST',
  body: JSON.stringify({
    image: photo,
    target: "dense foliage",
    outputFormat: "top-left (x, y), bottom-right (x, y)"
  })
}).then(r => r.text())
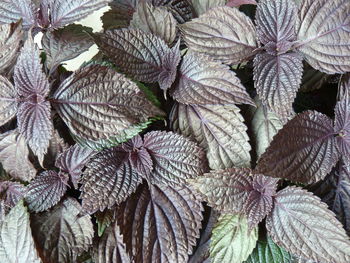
top-left (0, 0), bottom-right (349, 262)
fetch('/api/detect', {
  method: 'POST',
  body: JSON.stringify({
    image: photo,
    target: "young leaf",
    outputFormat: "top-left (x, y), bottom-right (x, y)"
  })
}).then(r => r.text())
top-left (143, 130), bottom-right (207, 186)
top-left (253, 52), bottom-right (303, 117)
top-left (95, 208), bottom-right (116, 237)
top-left (296, 0), bottom-right (350, 73)
top-left (189, 168), bottom-right (253, 214)
top-left (180, 6), bottom-right (257, 65)
top-left (191, 0), bottom-right (226, 16)
top-left (0, 201), bottom-right (42, 263)
top-left (93, 29), bottom-right (181, 90)
top-left (52, 65), bottom-right (164, 148)
top-left (93, 223), bottom-right (131, 263)
top-left (0, 76), bottom-right (17, 127)
top-left (55, 144), bottom-right (95, 189)
top-left (43, 129), bottom-right (69, 168)
top-left (0, 129), bottom-right (36, 182)
top-left (26, 171), bottom-right (68, 212)
top-left (31, 197), bottom-right (94, 263)
top-left (171, 53), bottom-right (254, 106)
top-left (257, 111), bottom-right (339, 184)
top-left (117, 183), bottom-right (203, 263)
top-left (266, 186), bottom-right (350, 263)
top-left (244, 237), bottom-right (293, 263)
top-left (80, 146), bottom-right (142, 214)
top-left (0, 0), bottom-right (37, 28)
top-left (210, 214), bottom-right (258, 263)
top-left (42, 24), bottom-right (94, 72)
top-left (255, 0), bottom-right (297, 45)
top-left (0, 181), bottom-right (26, 209)
top-left (170, 103), bottom-right (251, 169)
top-left (49, 0), bottom-right (110, 29)
top-left (0, 21), bottom-right (23, 74)
top-left (130, 1), bottom-right (177, 45)
top-left (334, 95), bottom-right (350, 164)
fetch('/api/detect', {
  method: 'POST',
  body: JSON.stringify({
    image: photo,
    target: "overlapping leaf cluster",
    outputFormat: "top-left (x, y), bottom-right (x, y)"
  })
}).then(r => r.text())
top-left (0, 0), bottom-right (349, 263)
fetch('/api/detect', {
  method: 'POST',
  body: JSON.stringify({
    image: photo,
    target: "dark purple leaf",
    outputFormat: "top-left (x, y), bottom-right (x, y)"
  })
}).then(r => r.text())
top-left (31, 197), bottom-right (94, 263)
top-left (93, 29), bottom-right (181, 91)
top-left (0, 0), bottom-right (37, 28)
top-left (171, 53), bottom-right (254, 106)
top-left (257, 111), bottom-right (339, 184)
top-left (180, 6), bottom-right (257, 65)
top-left (0, 129), bottom-right (36, 182)
top-left (26, 170), bottom-right (68, 212)
top-left (0, 181), bottom-right (26, 209)
top-left (52, 65), bottom-right (164, 148)
top-left (295, 0), bottom-right (350, 73)
top-left (151, 0), bottom-right (193, 24)
top-left (266, 186), bottom-right (350, 263)
top-left (43, 129), bottom-right (69, 169)
top-left (55, 144), bottom-right (95, 189)
top-left (117, 183), bottom-right (203, 263)
top-left (0, 76), bottom-right (17, 127)
top-left (49, 0), bottom-right (110, 29)
top-left (255, 0), bottom-right (297, 45)
top-left (143, 130), bottom-right (207, 186)
top-left (101, 0), bottom-right (138, 30)
top-left (253, 52), bottom-right (303, 117)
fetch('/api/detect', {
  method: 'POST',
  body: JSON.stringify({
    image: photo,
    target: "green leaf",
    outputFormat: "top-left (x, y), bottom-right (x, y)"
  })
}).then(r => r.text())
top-left (210, 214), bottom-right (258, 263)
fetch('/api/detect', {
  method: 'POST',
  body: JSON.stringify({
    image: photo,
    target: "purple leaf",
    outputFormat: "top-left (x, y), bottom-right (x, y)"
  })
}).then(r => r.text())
top-left (80, 146), bottom-right (143, 214)
top-left (49, 0), bottom-right (110, 29)
top-left (31, 197), bottom-right (94, 263)
top-left (180, 6), bottom-right (257, 65)
top-left (117, 183), bottom-right (203, 262)
top-left (0, 129), bottom-right (36, 182)
top-left (253, 52), bottom-right (303, 117)
top-left (171, 53), bottom-right (254, 106)
top-left (43, 129), bottom-right (69, 169)
top-left (143, 130), bottom-right (207, 186)
top-left (255, 0), bottom-right (297, 45)
top-left (295, 0), bottom-right (350, 73)
top-left (0, 76), bottom-right (17, 127)
top-left (17, 101), bottom-right (53, 164)
top-left (26, 170), bottom-right (68, 212)
top-left (0, 0), bottom-right (37, 28)
top-left (55, 144), bottom-right (95, 189)
top-left (0, 181), bottom-right (26, 209)
top-left (151, 0), bottom-right (193, 24)
top-left (226, 0), bottom-right (257, 7)
top-left (52, 65), bottom-right (164, 148)
top-left (266, 186), bottom-right (350, 263)
top-left (101, 0), bottom-right (138, 30)
top-left (93, 29), bottom-right (181, 91)
top-left (257, 111), bottom-right (339, 184)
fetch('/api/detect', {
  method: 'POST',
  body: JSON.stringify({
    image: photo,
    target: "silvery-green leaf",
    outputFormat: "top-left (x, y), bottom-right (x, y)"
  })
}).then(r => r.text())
top-left (190, 0), bottom-right (226, 16)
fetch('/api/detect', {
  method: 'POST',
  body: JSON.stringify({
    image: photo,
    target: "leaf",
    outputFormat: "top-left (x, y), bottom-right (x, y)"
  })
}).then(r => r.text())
top-left (93, 29), bottom-right (181, 91)
top-left (255, 0), bottom-right (297, 45)
top-left (0, 129), bottom-right (36, 182)
top-left (189, 168), bottom-right (253, 213)
top-left (143, 130), bottom-right (207, 186)
top-left (52, 65), bottom-right (164, 148)
top-left (152, 0), bottom-right (193, 24)
top-left (180, 6), bottom-right (257, 65)
top-left (0, 76), bottom-right (17, 127)
top-left (117, 183), bottom-right (203, 263)
top-left (299, 66), bottom-right (330, 92)
top-left (43, 129), bottom-right (69, 168)
top-left (253, 52), bottom-right (303, 117)
top-left (101, 0), bottom-right (138, 30)
top-left (26, 171), bottom-right (68, 212)
top-left (170, 103), bottom-right (251, 169)
top-left (335, 95), bottom-right (350, 164)
top-left (244, 237), bottom-right (292, 263)
top-left (249, 97), bottom-right (284, 159)
top-left (226, 0), bottom-right (257, 7)
top-left (0, 181), bottom-right (26, 209)
top-left (171, 53), bottom-right (254, 106)
top-left (17, 101), bottom-right (53, 163)
top-left (295, 0), bottom-right (350, 73)
top-left (190, 0), bottom-right (226, 16)
top-left (42, 24), bottom-right (94, 72)
top-left (31, 197), bottom-right (94, 263)
top-left (256, 111), bottom-right (339, 184)
top-left (0, 21), bottom-right (23, 74)
top-left (80, 146), bottom-right (143, 214)
top-left (93, 223), bottom-right (131, 263)
top-left (266, 186), bottom-right (350, 263)
top-left (55, 144), bottom-right (95, 189)
top-left (0, 0), bottom-right (37, 28)
top-left (0, 201), bottom-right (42, 263)
top-left (49, 0), bottom-right (110, 29)
top-left (210, 214), bottom-right (258, 263)
top-left (130, 1), bottom-right (177, 45)
top-left (95, 208), bottom-right (116, 237)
